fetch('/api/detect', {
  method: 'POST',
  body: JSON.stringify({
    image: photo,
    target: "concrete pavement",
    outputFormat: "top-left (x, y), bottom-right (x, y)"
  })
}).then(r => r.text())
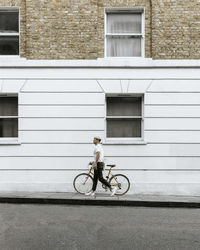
top-left (1, 204), bottom-right (200, 250)
top-left (0, 192), bottom-right (200, 208)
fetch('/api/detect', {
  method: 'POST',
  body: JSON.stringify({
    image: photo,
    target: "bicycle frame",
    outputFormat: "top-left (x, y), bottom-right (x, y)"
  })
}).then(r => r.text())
top-left (86, 165), bottom-right (120, 187)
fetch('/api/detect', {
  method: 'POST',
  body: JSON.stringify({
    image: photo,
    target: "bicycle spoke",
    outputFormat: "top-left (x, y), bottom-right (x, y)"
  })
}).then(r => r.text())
top-left (73, 173), bottom-right (93, 194)
top-left (109, 174), bottom-right (130, 195)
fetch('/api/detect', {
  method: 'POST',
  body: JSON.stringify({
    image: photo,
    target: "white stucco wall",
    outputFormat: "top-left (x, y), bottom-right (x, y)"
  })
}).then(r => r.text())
top-left (0, 58), bottom-right (200, 195)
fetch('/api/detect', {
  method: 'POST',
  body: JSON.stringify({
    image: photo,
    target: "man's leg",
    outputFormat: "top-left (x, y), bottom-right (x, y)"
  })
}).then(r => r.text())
top-left (97, 163), bottom-right (111, 190)
top-left (92, 168), bottom-right (98, 191)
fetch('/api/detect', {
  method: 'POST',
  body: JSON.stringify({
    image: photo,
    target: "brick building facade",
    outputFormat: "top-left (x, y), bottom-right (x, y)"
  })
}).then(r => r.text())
top-left (0, 0), bottom-right (200, 59)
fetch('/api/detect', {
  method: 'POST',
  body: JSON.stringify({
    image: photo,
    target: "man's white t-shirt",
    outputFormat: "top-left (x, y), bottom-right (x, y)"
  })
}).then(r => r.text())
top-left (94, 144), bottom-right (104, 162)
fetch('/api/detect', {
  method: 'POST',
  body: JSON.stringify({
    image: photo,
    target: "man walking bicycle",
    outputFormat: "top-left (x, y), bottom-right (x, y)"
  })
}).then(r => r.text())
top-left (85, 136), bottom-right (118, 196)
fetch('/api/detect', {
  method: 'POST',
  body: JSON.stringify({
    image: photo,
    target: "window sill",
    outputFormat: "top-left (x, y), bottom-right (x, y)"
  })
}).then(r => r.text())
top-left (0, 139), bottom-right (21, 145)
top-left (104, 140), bottom-right (147, 145)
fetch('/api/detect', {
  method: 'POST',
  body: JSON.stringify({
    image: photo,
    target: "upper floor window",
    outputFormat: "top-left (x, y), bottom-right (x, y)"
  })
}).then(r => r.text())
top-left (0, 8), bottom-right (19, 55)
top-left (106, 96), bottom-right (143, 139)
top-left (105, 9), bottom-right (144, 57)
top-left (0, 95), bottom-right (18, 137)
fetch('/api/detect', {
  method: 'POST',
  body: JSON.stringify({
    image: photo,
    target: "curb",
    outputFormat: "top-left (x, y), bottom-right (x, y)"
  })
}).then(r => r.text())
top-left (0, 197), bottom-right (200, 208)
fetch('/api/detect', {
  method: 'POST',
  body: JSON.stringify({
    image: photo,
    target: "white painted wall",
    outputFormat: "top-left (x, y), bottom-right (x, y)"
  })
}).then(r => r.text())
top-left (0, 59), bottom-right (200, 196)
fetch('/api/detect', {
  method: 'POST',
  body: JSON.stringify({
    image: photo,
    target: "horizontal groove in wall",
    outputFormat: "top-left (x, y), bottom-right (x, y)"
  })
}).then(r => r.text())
top-left (21, 91), bottom-right (103, 94)
top-left (147, 142), bottom-right (200, 144)
top-left (9, 142), bottom-right (200, 145)
top-left (21, 142), bottom-right (93, 144)
top-left (1, 77), bottom-right (200, 79)
top-left (18, 117), bottom-right (104, 119)
top-left (1, 155), bottom-right (200, 158)
top-left (145, 129), bottom-right (200, 131)
top-left (0, 169), bottom-right (199, 172)
top-left (19, 129), bottom-right (200, 132)
top-left (145, 104), bottom-right (200, 106)
top-left (147, 91), bottom-right (200, 94)
top-left (19, 104), bottom-right (104, 106)
top-left (19, 142), bottom-right (200, 145)
top-left (16, 117), bottom-right (200, 119)
top-left (145, 116), bottom-right (200, 118)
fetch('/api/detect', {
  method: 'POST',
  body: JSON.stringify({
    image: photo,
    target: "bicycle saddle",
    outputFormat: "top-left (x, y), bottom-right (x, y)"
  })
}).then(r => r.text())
top-left (106, 164), bottom-right (116, 168)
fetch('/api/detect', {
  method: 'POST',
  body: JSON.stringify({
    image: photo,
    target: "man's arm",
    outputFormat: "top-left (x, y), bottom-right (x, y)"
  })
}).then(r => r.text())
top-left (92, 151), bottom-right (100, 170)
top-left (95, 151), bottom-right (100, 164)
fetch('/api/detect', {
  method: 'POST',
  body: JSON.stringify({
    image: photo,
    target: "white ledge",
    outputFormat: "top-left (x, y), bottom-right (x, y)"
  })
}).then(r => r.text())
top-left (104, 140), bottom-right (147, 145)
top-left (0, 139), bottom-right (21, 145)
top-left (1, 57), bottom-right (200, 68)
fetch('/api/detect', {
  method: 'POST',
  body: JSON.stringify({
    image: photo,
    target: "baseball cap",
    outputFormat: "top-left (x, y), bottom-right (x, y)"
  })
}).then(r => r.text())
top-left (94, 136), bottom-right (101, 141)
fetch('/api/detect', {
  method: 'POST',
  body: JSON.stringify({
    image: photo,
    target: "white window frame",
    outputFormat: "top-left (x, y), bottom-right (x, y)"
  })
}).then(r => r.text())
top-left (0, 6), bottom-right (20, 57)
top-left (0, 93), bottom-right (20, 145)
top-left (104, 93), bottom-right (146, 145)
top-left (104, 7), bottom-right (145, 58)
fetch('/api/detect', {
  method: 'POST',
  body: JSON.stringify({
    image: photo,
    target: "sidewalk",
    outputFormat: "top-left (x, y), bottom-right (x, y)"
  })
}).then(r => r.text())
top-left (0, 192), bottom-right (200, 208)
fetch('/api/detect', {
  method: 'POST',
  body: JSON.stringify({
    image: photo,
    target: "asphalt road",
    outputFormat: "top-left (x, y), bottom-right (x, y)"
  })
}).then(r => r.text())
top-left (0, 204), bottom-right (199, 250)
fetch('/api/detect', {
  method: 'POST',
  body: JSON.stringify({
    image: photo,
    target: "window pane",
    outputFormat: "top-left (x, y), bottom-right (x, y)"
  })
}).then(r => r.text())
top-left (0, 11), bottom-right (19, 33)
top-left (0, 97), bottom-right (18, 116)
top-left (0, 118), bottom-right (18, 137)
top-left (107, 13), bottom-right (141, 33)
top-left (107, 37), bottom-right (141, 57)
top-left (0, 36), bottom-right (19, 55)
top-left (107, 118), bottom-right (141, 138)
top-left (107, 97), bottom-right (142, 116)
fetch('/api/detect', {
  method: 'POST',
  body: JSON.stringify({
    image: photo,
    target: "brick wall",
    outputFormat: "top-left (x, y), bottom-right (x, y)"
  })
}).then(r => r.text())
top-left (152, 0), bottom-right (200, 59)
top-left (0, 0), bottom-right (199, 59)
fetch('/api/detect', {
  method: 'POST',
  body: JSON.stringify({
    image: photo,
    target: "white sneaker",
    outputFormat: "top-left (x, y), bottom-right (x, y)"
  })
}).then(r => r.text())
top-left (85, 190), bottom-right (95, 196)
top-left (90, 191), bottom-right (95, 197)
top-left (110, 187), bottom-right (118, 196)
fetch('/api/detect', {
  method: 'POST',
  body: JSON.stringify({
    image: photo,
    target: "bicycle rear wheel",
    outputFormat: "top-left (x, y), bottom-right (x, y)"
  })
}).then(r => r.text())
top-left (73, 173), bottom-right (93, 194)
top-left (109, 174), bottom-right (130, 195)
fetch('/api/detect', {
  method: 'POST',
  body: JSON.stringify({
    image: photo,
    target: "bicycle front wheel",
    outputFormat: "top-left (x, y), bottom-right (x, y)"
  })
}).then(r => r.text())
top-left (109, 174), bottom-right (130, 196)
top-left (73, 173), bottom-right (93, 194)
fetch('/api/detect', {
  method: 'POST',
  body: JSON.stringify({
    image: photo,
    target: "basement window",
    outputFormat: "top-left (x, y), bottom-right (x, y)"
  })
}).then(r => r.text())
top-left (105, 95), bottom-right (145, 144)
top-left (0, 95), bottom-right (18, 138)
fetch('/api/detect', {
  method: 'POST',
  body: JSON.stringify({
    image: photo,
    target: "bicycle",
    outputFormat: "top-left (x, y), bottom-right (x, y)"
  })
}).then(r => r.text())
top-left (73, 164), bottom-right (130, 196)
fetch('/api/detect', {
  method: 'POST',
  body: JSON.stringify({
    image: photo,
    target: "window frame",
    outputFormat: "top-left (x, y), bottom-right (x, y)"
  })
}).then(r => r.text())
top-left (0, 93), bottom-right (20, 145)
top-left (104, 7), bottom-right (145, 58)
top-left (0, 6), bottom-right (20, 57)
top-left (104, 93), bottom-right (145, 144)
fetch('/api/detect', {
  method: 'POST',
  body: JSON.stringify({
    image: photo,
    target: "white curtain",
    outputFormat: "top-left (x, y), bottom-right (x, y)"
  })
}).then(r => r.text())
top-left (107, 37), bottom-right (141, 57)
top-left (107, 13), bottom-right (142, 33)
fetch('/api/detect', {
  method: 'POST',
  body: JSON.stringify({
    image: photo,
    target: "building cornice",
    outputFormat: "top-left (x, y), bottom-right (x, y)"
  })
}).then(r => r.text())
top-left (0, 57), bottom-right (200, 68)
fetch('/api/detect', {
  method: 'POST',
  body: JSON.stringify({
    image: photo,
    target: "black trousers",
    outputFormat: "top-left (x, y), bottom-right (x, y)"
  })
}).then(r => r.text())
top-left (92, 162), bottom-right (111, 191)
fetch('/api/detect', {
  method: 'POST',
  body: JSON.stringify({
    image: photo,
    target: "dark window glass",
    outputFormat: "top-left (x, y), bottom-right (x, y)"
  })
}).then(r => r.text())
top-left (0, 118), bottom-right (18, 137)
top-left (107, 118), bottom-right (141, 138)
top-left (0, 11), bottom-right (19, 33)
top-left (107, 97), bottom-right (142, 116)
top-left (0, 36), bottom-right (19, 55)
top-left (0, 97), bottom-right (18, 116)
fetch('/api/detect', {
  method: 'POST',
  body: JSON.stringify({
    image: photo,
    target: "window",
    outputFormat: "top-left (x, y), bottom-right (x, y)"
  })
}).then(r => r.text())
top-left (0, 8), bottom-right (19, 55)
top-left (0, 95), bottom-right (18, 137)
top-left (105, 9), bottom-right (144, 57)
top-left (106, 96), bottom-right (143, 139)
